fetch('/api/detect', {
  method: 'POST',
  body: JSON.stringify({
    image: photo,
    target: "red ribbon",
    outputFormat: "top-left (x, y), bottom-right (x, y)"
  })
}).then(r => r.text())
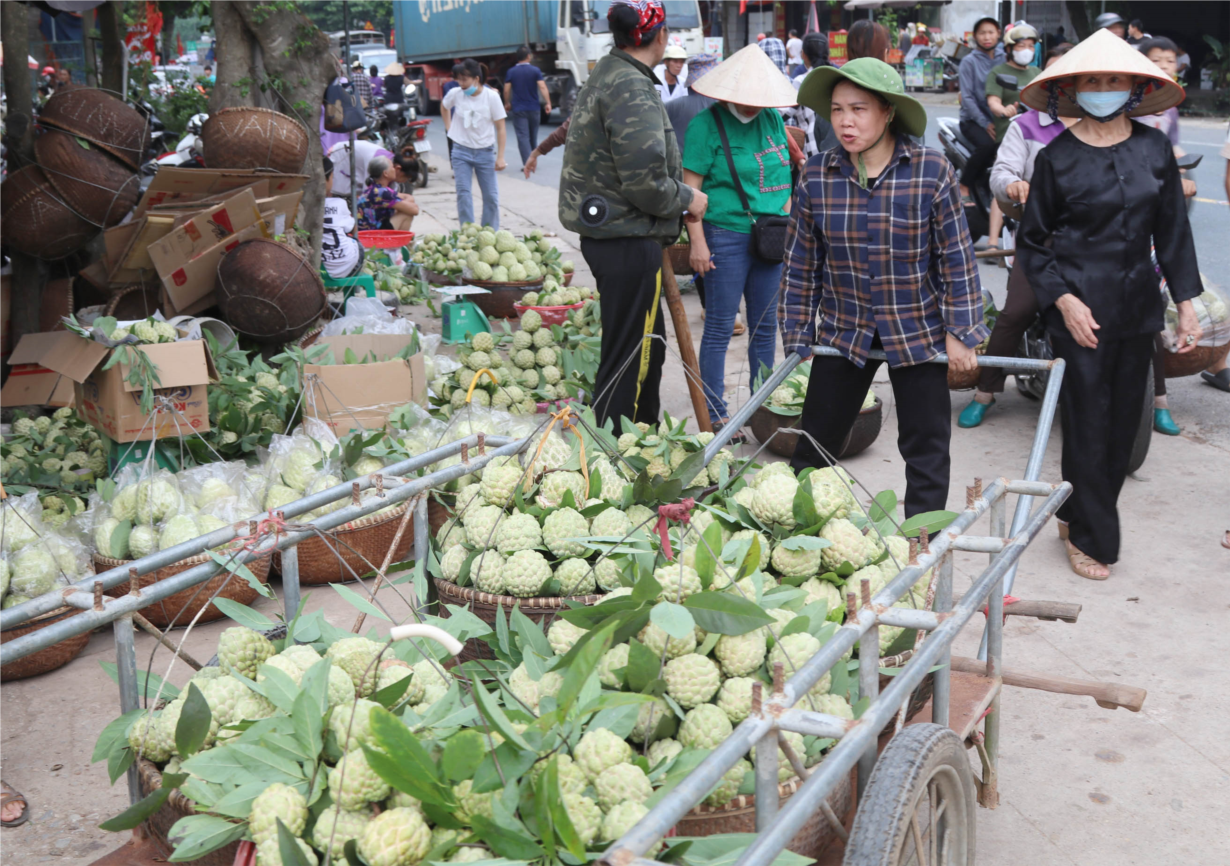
top-left (655, 498), bottom-right (695, 561)
top-left (232, 841), bottom-right (256, 866)
top-left (980, 595), bottom-right (1020, 621)
top-left (228, 511), bottom-right (290, 556)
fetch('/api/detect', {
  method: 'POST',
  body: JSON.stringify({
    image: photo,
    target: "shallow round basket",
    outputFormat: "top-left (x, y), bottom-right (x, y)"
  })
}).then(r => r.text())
top-left (422, 269), bottom-right (459, 286)
top-left (675, 771), bottom-right (854, 860)
top-left (0, 606), bottom-right (91, 682)
top-left (1162, 342), bottom-right (1229, 378)
top-left (35, 128), bottom-right (141, 228)
top-left (138, 759), bottom-right (239, 866)
top-left (105, 284), bottom-right (162, 319)
top-left (93, 551), bottom-right (272, 630)
top-left (38, 87), bottom-right (149, 170)
top-left (216, 237), bottom-right (327, 344)
top-left (0, 164), bottom-right (98, 259)
top-left (434, 578), bottom-right (604, 662)
top-left (513, 302), bottom-right (583, 326)
top-left (668, 242), bottom-right (692, 276)
top-left (359, 230), bottom-right (415, 249)
top-left (947, 365), bottom-right (981, 390)
top-left (471, 285), bottom-right (540, 320)
top-left (276, 502), bottom-right (414, 585)
top-left (202, 106), bottom-right (309, 174)
top-left (878, 647), bottom-right (935, 722)
top-left (750, 397), bottom-right (883, 459)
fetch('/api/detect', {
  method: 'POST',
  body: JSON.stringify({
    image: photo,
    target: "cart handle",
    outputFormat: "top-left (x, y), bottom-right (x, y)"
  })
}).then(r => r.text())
top-left (389, 624), bottom-right (464, 657)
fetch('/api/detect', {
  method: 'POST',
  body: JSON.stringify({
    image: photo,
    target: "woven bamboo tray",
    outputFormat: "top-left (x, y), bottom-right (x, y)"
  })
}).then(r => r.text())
top-left (674, 771), bottom-right (854, 860)
top-left (276, 501), bottom-right (414, 585)
top-left (1162, 342), bottom-right (1229, 378)
top-left (434, 578), bottom-right (604, 662)
top-left (0, 164), bottom-right (98, 259)
top-left (38, 87), bottom-right (149, 170)
top-left (0, 606), bottom-right (91, 681)
top-left (35, 127), bottom-right (141, 227)
top-left (749, 397), bottom-right (883, 460)
top-left (93, 551), bottom-right (271, 629)
top-left (138, 759), bottom-right (239, 866)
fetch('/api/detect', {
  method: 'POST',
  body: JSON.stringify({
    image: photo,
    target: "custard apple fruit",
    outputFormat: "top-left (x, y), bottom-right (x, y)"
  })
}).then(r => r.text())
top-left (819, 519), bottom-right (869, 570)
top-left (716, 676), bottom-right (758, 723)
top-left (542, 507), bottom-right (589, 557)
top-left (589, 507), bottom-right (632, 541)
top-left (359, 807), bottom-right (431, 866)
top-left (678, 703), bottom-right (734, 750)
top-left (453, 780), bottom-right (496, 823)
top-left (594, 762), bottom-right (652, 810)
top-left (563, 794), bottom-right (603, 845)
top-left (554, 558), bottom-right (597, 596)
top-left (255, 838), bottom-right (317, 866)
top-left (218, 627), bottom-right (275, 679)
top-left (647, 738), bottom-right (683, 769)
top-left (598, 643), bottom-right (629, 689)
top-left (248, 782), bottom-right (307, 848)
top-left (751, 462), bottom-right (794, 488)
top-left (538, 471), bottom-right (587, 509)
top-left (771, 541), bottom-right (822, 579)
top-left (495, 512), bottom-right (543, 555)
top-left (335, 650), bottom-right (380, 697)
top-left (548, 618), bottom-right (585, 655)
top-left (806, 476), bottom-right (854, 521)
top-left (704, 758), bottom-right (751, 806)
top-left (663, 653), bottom-right (721, 708)
top-left (655, 563), bottom-right (702, 601)
top-left (330, 749), bottom-right (391, 810)
top-left (312, 804), bottom-right (372, 862)
top-left (812, 692), bottom-right (854, 720)
top-left (769, 632), bottom-right (822, 677)
top-left (128, 713), bottom-right (172, 763)
top-left (440, 544), bottom-right (469, 583)
top-left (799, 577), bottom-right (845, 620)
top-left (728, 529), bottom-right (770, 570)
top-left (749, 473), bottom-right (798, 528)
top-left (259, 654), bottom-right (305, 686)
top-left (638, 621), bottom-right (696, 660)
top-left (463, 504), bottom-right (503, 549)
top-left (715, 630), bottom-right (767, 677)
top-left (128, 525), bottom-right (158, 559)
top-left (502, 549), bottom-right (551, 597)
top-left (480, 457), bottom-right (522, 507)
top-left (628, 697), bottom-right (676, 743)
top-left (601, 801), bottom-right (650, 843)
top-left (575, 728), bottom-right (633, 781)
top-left (471, 549), bottom-right (507, 595)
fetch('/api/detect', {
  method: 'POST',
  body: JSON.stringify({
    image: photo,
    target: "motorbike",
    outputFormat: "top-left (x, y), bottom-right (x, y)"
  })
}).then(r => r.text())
top-left (140, 112), bottom-right (207, 177)
top-left (373, 82), bottom-right (431, 190)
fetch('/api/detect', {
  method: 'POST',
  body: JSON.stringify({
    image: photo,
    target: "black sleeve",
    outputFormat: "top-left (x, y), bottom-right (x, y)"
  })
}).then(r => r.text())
top-left (1016, 149), bottom-right (1069, 309)
top-left (1152, 144), bottom-right (1204, 304)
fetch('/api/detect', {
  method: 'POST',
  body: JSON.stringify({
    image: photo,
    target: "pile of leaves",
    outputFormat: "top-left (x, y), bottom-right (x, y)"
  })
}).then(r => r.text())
top-left (1, 409), bottom-right (105, 511)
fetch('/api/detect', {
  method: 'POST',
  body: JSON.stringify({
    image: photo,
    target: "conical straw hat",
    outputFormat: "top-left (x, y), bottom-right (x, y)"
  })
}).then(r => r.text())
top-left (691, 44), bottom-right (798, 109)
top-left (1021, 28), bottom-right (1183, 118)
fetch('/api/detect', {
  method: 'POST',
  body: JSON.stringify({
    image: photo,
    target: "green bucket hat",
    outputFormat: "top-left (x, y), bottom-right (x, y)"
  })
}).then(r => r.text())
top-left (797, 57), bottom-right (927, 138)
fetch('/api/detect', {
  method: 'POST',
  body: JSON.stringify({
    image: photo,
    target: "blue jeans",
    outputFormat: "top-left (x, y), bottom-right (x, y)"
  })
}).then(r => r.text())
top-left (511, 109), bottom-right (540, 165)
top-left (699, 224), bottom-right (780, 423)
top-left (451, 143), bottom-right (499, 228)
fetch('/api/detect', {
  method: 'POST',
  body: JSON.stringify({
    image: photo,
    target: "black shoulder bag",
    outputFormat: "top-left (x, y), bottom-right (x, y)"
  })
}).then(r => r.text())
top-left (711, 107), bottom-right (790, 264)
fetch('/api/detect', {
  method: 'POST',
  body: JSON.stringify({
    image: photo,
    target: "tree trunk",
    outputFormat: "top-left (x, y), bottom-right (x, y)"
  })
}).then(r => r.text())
top-left (162, 8), bottom-right (178, 66)
top-left (1064, 1), bottom-right (1091, 41)
top-left (210, 1), bottom-right (337, 268)
top-left (83, 20), bottom-right (99, 88)
top-left (2, 1), bottom-right (45, 359)
top-left (98, 1), bottom-right (125, 95)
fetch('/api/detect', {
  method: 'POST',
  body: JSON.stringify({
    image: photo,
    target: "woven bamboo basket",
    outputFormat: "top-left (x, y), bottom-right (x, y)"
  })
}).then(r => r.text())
top-left (216, 238), bottom-right (327, 344)
top-left (749, 397), bottom-right (883, 460)
top-left (38, 87), bottom-right (149, 170)
top-left (276, 501), bottom-right (414, 585)
top-left (668, 243), bottom-right (692, 276)
top-left (434, 578), bottom-right (605, 662)
top-left (35, 128), bottom-right (141, 228)
top-left (137, 759), bottom-right (239, 866)
top-left (0, 606), bottom-right (91, 681)
top-left (0, 164), bottom-right (98, 259)
top-left (93, 552), bottom-right (272, 629)
top-left (202, 107), bottom-right (310, 174)
top-left (675, 771), bottom-right (854, 860)
top-left (1162, 342), bottom-right (1229, 378)
top-left (104, 284), bottom-right (162, 319)
top-left (947, 346), bottom-right (989, 390)
top-left (472, 285), bottom-right (540, 319)
top-left (878, 647), bottom-right (934, 722)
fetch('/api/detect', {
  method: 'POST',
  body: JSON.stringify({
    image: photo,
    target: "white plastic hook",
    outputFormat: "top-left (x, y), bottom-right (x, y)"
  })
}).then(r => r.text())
top-left (388, 623), bottom-right (464, 657)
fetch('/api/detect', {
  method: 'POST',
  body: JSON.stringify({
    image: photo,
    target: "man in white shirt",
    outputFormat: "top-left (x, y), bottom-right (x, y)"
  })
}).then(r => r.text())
top-left (786, 29), bottom-right (803, 69)
top-left (653, 44), bottom-right (689, 103)
top-left (327, 139), bottom-right (394, 197)
top-left (440, 58), bottom-right (508, 228)
top-left (321, 157), bottom-right (365, 279)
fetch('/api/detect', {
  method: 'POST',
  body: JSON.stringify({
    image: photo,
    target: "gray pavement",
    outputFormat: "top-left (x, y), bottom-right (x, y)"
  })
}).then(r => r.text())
top-left (2, 108), bottom-right (1228, 866)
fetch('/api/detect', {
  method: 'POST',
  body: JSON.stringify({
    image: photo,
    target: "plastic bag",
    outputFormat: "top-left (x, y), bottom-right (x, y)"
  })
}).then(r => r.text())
top-left (1161, 277), bottom-right (1230, 350)
top-left (1, 492), bottom-right (46, 555)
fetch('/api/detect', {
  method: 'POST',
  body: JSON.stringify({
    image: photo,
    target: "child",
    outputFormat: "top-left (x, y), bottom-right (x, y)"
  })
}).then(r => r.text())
top-left (321, 157), bottom-right (365, 279)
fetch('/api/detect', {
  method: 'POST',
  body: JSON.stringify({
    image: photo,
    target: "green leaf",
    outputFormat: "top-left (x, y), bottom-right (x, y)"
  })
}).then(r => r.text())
top-left (868, 490), bottom-right (898, 523)
top-left (510, 607), bottom-right (552, 659)
top-left (212, 597), bottom-right (275, 631)
top-left (683, 592), bottom-right (774, 636)
top-left (470, 682), bottom-right (532, 750)
top-left (110, 519), bottom-right (132, 559)
top-left (365, 707), bottom-right (453, 806)
top-left (330, 582), bottom-right (391, 621)
top-left (99, 660), bottom-right (179, 702)
top-left (468, 815), bottom-right (545, 861)
top-left (900, 510), bottom-right (958, 537)
top-left (165, 815), bottom-right (247, 862)
top-left (107, 744), bottom-right (136, 785)
top-left (555, 620), bottom-right (615, 715)
top-left (649, 601), bottom-right (694, 640)
top-left (92, 708), bottom-right (144, 764)
top-left (625, 638), bottom-right (659, 694)
top-left (98, 787), bottom-right (172, 832)
top-left (371, 672), bottom-right (412, 709)
top-left (471, 741), bottom-right (539, 794)
top-left (175, 684), bottom-right (213, 758)
top-left (442, 729), bottom-right (487, 782)
top-left (792, 483), bottom-right (819, 530)
top-left (278, 818), bottom-right (314, 866)
top-left (670, 450), bottom-right (706, 486)
top-left (694, 522), bottom-right (723, 588)
top-left (779, 535), bottom-right (832, 551)
top-left (253, 664), bottom-right (300, 713)
top-left (291, 688), bottom-right (323, 759)
top-left (231, 744), bottom-right (306, 782)
top-left (206, 782), bottom-right (270, 819)
top-left (544, 756), bottom-right (585, 859)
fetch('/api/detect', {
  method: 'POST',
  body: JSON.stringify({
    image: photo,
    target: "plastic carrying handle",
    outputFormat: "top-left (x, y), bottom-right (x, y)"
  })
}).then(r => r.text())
top-left (388, 623), bottom-right (464, 657)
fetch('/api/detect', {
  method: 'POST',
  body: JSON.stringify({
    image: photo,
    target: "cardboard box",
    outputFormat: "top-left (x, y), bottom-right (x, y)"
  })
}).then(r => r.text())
top-left (147, 188), bottom-right (263, 276)
top-left (1, 331), bottom-right (217, 442)
top-left (104, 215), bottom-right (177, 282)
top-left (302, 334), bottom-right (426, 436)
top-left (256, 190), bottom-right (304, 238)
top-left (136, 168), bottom-right (307, 216)
top-left (154, 220), bottom-right (267, 314)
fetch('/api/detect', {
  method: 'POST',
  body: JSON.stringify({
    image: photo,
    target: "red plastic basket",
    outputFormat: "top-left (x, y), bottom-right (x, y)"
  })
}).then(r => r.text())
top-left (358, 230), bottom-right (415, 249)
top-left (513, 302), bottom-right (584, 326)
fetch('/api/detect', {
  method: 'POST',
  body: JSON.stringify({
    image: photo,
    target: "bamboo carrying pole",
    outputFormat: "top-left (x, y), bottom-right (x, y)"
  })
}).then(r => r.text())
top-left (660, 249), bottom-right (713, 433)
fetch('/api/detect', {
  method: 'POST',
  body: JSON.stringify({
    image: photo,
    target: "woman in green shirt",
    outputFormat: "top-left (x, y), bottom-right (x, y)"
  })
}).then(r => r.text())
top-left (683, 45), bottom-right (798, 431)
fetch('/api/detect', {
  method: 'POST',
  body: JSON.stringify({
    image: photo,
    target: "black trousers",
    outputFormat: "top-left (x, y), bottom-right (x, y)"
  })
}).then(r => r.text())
top-left (977, 263), bottom-right (1038, 394)
top-left (790, 338), bottom-right (952, 517)
top-left (1051, 331), bottom-right (1153, 565)
top-left (581, 236), bottom-right (666, 428)
top-left (959, 118), bottom-right (998, 190)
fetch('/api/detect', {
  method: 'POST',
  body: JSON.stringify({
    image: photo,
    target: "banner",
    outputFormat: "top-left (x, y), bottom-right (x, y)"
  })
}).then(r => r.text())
top-left (125, 1), bottom-right (164, 65)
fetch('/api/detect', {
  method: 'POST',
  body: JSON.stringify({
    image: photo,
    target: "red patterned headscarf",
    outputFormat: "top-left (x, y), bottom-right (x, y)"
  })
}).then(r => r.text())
top-left (609, 0), bottom-right (667, 47)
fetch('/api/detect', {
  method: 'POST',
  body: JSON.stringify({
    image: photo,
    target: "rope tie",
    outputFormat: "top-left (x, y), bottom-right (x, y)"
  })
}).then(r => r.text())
top-left (522, 406), bottom-right (590, 494)
top-left (230, 512), bottom-right (297, 556)
top-left (655, 498), bottom-right (696, 561)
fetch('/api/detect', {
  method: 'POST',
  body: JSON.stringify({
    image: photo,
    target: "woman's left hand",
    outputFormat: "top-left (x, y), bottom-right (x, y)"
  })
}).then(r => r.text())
top-left (1175, 300), bottom-right (1203, 353)
top-left (1181, 178), bottom-right (1197, 198)
top-left (495, 158), bottom-right (507, 171)
top-left (945, 333), bottom-right (979, 374)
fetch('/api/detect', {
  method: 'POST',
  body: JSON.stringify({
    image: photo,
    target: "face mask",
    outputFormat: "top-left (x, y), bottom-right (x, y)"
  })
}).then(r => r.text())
top-left (463, 85), bottom-right (478, 96)
top-left (727, 103), bottom-right (759, 124)
top-left (1012, 48), bottom-right (1034, 65)
top-left (1075, 89), bottom-right (1131, 119)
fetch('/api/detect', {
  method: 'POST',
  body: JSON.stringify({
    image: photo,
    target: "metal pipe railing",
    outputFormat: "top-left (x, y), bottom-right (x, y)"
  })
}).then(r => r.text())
top-left (0, 435), bottom-right (530, 664)
top-left (0, 434), bottom-right (516, 631)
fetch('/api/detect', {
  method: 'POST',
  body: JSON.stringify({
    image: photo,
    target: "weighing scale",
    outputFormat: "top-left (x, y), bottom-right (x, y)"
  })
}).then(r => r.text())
top-left (435, 285), bottom-right (493, 344)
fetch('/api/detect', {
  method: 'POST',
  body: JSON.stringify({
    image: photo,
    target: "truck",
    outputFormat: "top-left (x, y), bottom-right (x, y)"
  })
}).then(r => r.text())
top-left (393, 0), bottom-right (706, 121)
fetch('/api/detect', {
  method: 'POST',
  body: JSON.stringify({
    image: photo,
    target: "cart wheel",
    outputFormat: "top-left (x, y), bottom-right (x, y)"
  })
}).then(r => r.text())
top-left (842, 724), bottom-right (976, 866)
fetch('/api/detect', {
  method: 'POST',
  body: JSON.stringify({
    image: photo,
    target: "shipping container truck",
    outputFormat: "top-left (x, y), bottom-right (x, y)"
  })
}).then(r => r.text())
top-left (393, 0), bottom-right (705, 121)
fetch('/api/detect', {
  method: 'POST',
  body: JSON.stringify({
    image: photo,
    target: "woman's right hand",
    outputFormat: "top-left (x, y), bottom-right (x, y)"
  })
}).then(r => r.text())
top-left (1056, 294), bottom-right (1100, 349)
top-left (690, 239), bottom-right (715, 275)
top-left (1006, 180), bottom-right (1030, 203)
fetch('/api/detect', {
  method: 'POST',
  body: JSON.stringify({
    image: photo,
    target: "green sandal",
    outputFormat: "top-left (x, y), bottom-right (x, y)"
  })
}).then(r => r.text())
top-left (958, 398), bottom-right (994, 429)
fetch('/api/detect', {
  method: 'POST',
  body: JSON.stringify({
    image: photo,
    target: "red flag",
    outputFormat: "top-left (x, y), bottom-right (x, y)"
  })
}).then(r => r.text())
top-left (176, 34), bottom-right (184, 58)
top-left (739, 0), bottom-right (748, 13)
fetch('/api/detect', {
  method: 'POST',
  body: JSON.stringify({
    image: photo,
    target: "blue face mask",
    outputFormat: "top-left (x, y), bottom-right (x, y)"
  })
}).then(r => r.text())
top-left (1075, 89), bottom-right (1131, 120)
top-left (464, 85), bottom-right (479, 96)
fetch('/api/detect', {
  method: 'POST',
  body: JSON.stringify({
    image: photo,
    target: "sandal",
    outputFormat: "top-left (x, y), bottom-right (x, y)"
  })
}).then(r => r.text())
top-left (712, 420), bottom-right (747, 446)
top-left (1201, 369), bottom-right (1230, 393)
top-left (1065, 540), bottom-right (1110, 580)
top-left (1, 781), bottom-right (30, 828)
top-left (1057, 520), bottom-right (1069, 541)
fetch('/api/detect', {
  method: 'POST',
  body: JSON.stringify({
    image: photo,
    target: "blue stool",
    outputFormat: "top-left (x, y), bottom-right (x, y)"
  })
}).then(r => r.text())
top-left (321, 272), bottom-right (377, 313)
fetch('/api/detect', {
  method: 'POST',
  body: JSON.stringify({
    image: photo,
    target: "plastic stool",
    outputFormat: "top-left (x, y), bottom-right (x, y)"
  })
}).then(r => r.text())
top-left (321, 272), bottom-right (377, 300)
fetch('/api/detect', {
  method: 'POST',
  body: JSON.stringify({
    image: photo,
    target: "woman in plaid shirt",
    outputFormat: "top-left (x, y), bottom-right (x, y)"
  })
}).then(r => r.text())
top-left (781, 59), bottom-right (987, 517)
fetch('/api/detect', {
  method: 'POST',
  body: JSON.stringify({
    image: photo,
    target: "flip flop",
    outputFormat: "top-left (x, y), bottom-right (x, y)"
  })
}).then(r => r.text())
top-left (1, 781), bottom-right (30, 828)
top-left (1201, 369), bottom-right (1230, 393)
top-left (1222, 530), bottom-right (1230, 551)
top-left (1065, 540), bottom-right (1110, 580)
top-left (712, 420), bottom-right (747, 446)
